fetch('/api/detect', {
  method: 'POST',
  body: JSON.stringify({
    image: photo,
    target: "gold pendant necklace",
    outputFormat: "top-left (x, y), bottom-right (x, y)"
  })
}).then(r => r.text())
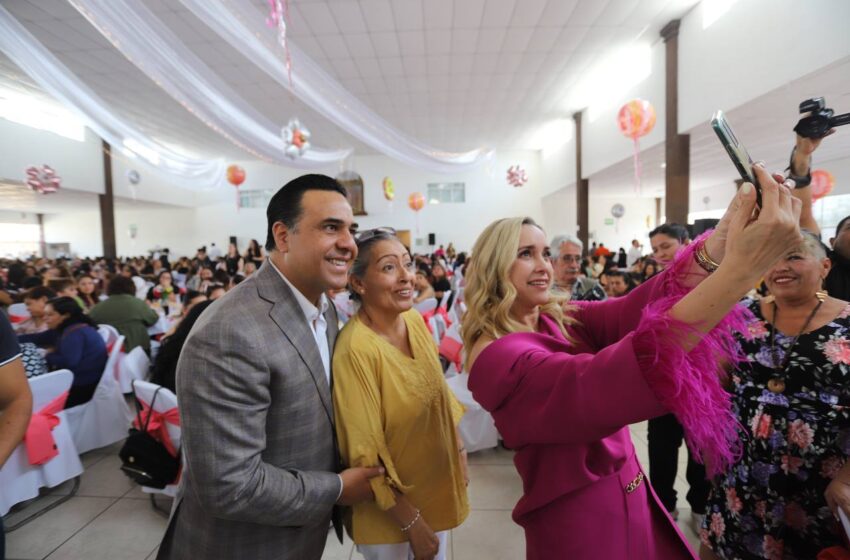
top-left (767, 298), bottom-right (824, 393)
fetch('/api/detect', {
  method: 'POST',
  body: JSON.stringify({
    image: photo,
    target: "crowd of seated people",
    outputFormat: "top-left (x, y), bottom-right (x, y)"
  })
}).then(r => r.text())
top-left (0, 240), bottom-right (270, 409)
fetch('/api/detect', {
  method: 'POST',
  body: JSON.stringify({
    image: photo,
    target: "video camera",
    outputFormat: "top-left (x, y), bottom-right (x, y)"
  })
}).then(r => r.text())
top-left (794, 97), bottom-right (850, 139)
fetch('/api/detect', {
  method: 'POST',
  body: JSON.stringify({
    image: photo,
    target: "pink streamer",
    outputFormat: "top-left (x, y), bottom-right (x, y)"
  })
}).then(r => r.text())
top-left (631, 231), bottom-right (751, 477)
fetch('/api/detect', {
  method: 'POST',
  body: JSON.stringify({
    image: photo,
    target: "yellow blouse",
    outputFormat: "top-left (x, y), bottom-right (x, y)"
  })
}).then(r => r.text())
top-left (333, 309), bottom-right (469, 544)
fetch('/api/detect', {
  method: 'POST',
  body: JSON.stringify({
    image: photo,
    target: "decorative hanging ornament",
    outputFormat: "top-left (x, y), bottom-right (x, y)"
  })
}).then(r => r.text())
top-left (408, 192), bottom-right (425, 211)
top-left (811, 169), bottom-right (835, 201)
top-left (25, 165), bottom-right (61, 194)
top-left (126, 169), bottom-right (141, 201)
top-left (282, 118), bottom-right (311, 159)
top-left (266, 0), bottom-right (292, 87)
top-left (506, 165), bottom-right (528, 187)
top-left (408, 192), bottom-right (425, 236)
top-left (226, 164), bottom-right (246, 211)
top-left (382, 177), bottom-right (395, 201)
top-left (617, 99), bottom-right (657, 196)
top-left (611, 204), bottom-right (625, 218)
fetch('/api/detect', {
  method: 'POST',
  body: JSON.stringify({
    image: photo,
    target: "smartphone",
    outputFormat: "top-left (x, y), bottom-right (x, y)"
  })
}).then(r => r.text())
top-left (710, 110), bottom-right (761, 206)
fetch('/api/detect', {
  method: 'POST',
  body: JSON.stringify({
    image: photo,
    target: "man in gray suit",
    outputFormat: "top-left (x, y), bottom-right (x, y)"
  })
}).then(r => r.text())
top-left (158, 174), bottom-right (383, 560)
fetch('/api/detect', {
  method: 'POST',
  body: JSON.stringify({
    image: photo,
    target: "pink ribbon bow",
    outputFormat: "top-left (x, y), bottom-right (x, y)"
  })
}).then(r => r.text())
top-left (23, 390), bottom-right (69, 465)
top-left (133, 399), bottom-right (180, 457)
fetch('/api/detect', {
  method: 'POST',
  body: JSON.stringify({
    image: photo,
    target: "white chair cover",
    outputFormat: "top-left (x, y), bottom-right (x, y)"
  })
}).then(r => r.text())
top-left (146, 314), bottom-right (170, 336)
top-left (0, 370), bottom-right (83, 516)
top-left (414, 298), bottom-right (438, 315)
top-left (97, 324), bottom-right (121, 351)
top-left (133, 381), bottom-right (181, 498)
top-left (64, 336), bottom-right (134, 454)
top-left (428, 314), bottom-right (448, 346)
top-left (445, 373), bottom-right (499, 453)
top-left (8, 302), bottom-right (30, 323)
top-left (117, 346), bottom-right (151, 394)
top-left (439, 290), bottom-right (452, 309)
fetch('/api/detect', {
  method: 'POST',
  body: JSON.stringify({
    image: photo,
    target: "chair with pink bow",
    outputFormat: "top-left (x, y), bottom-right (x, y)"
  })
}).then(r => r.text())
top-left (65, 335), bottom-right (134, 454)
top-left (413, 297), bottom-right (438, 315)
top-left (97, 324), bottom-right (121, 353)
top-left (131, 380), bottom-right (181, 514)
top-left (0, 369), bottom-right (84, 529)
top-left (438, 323), bottom-right (464, 378)
top-left (117, 346), bottom-right (151, 394)
top-left (8, 302), bottom-right (30, 325)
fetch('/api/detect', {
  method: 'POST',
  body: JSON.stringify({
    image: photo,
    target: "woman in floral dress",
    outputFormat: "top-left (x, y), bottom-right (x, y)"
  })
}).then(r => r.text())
top-left (701, 231), bottom-right (850, 560)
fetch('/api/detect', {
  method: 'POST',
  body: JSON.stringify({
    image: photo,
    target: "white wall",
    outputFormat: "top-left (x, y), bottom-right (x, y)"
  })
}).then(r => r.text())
top-left (0, 118), bottom-right (103, 193)
top-left (541, 185), bottom-right (577, 241)
top-left (583, 40), bottom-right (667, 178)
top-left (0, 210), bottom-right (38, 224)
top-left (191, 151), bottom-right (544, 255)
top-left (42, 210), bottom-right (102, 257)
top-left (679, 0), bottom-right (850, 132)
top-left (589, 195), bottom-right (657, 250)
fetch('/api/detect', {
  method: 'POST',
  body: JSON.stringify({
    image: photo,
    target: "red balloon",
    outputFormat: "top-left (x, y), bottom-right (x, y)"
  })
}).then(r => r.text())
top-left (227, 165), bottom-right (246, 187)
top-left (811, 169), bottom-right (835, 201)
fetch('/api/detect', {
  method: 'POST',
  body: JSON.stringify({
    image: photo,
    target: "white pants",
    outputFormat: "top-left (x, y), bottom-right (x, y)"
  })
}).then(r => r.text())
top-left (357, 530), bottom-right (449, 560)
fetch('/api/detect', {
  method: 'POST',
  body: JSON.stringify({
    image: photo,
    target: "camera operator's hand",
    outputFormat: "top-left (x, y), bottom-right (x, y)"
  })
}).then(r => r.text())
top-left (792, 130), bottom-right (835, 176)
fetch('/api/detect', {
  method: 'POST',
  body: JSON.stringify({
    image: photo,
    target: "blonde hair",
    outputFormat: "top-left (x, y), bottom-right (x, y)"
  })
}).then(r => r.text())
top-left (461, 217), bottom-right (576, 370)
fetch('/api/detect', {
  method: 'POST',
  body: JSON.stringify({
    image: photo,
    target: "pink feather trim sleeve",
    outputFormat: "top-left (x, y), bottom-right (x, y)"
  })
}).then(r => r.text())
top-left (631, 231), bottom-right (751, 478)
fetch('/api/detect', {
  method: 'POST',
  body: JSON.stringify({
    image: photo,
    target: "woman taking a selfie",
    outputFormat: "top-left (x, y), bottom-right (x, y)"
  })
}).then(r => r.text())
top-left (463, 165), bottom-right (802, 559)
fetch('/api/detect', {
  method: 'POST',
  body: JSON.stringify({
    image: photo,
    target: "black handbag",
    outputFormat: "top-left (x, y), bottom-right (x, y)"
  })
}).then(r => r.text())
top-left (119, 385), bottom-right (180, 489)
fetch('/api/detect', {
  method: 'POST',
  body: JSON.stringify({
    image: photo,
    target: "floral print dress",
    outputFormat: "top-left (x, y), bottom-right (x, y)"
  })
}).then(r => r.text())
top-left (703, 298), bottom-right (850, 559)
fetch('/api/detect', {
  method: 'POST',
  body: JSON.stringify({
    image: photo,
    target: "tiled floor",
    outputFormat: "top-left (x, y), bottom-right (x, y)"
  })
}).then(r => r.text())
top-left (5, 423), bottom-right (700, 559)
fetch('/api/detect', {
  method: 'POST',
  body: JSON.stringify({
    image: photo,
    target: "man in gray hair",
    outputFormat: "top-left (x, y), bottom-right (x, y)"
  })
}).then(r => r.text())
top-left (550, 234), bottom-right (606, 302)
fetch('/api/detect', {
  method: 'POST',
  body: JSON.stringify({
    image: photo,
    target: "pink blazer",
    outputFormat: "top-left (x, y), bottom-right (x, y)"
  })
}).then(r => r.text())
top-left (469, 257), bottom-right (748, 559)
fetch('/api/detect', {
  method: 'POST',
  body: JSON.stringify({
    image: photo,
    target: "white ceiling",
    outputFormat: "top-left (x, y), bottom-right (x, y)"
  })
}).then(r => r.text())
top-left (1, 0), bottom-right (848, 205)
top-left (0, 0), bottom-right (703, 159)
top-left (589, 56), bottom-right (850, 198)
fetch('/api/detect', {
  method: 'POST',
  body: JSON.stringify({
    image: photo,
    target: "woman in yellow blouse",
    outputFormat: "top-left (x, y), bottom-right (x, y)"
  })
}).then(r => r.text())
top-left (333, 228), bottom-right (469, 560)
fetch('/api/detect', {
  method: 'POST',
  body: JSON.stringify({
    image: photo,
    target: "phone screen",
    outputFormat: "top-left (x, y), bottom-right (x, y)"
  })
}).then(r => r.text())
top-left (710, 110), bottom-right (761, 205)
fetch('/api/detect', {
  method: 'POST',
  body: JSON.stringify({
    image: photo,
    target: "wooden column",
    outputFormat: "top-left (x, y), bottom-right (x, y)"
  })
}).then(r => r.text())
top-left (661, 19), bottom-right (690, 225)
top-left (573, 111), bottom-right (589, 253)
top-left (99, 139), bottom-right (117, 258)
top-left (37, 213), bottom-right (46, 258)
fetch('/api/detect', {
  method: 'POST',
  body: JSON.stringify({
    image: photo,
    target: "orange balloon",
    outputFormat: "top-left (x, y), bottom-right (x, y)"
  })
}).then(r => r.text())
top-left (811, 169), bottom-right (835, 201)
top-left (617, 99), bottom-right (656, 140)
top-left (408, 192), bottom-right (425, 211)
top-left (226, 165), bottom-right (246, 187)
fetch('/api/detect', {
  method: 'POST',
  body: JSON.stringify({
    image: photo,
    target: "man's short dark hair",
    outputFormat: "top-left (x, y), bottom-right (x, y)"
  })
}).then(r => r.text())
top-left (24, 286), bottom-right (56, 301)
top-left (265, 174), bottom-right (348, 251)
top-left (836, 216), bottom-right (850, 237)
top-left (649, 223), bottom-right (690, 243)
top-left (108, 275), bottom-right (137, 296)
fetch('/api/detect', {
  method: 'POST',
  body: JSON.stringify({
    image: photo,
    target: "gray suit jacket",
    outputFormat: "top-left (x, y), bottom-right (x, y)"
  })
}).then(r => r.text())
top-left (157, 262), bottom-right (341, 560)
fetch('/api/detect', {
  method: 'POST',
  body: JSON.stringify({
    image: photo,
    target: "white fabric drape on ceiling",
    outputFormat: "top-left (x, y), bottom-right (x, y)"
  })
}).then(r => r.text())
top-left (68, 0), bottom-right (353, 168)
top-left (0, 4), bottom-right (226, 190)
top-left (179, 0), bottom-right (495, 174)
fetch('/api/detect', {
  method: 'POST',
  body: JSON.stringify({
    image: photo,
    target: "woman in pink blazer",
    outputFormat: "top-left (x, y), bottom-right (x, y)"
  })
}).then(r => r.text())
top-left (463, 167), bottom-right (801, 559)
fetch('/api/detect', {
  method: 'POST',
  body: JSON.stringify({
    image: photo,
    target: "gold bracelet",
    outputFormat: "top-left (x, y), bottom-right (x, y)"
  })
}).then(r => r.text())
top-left (694, 242), bottom-right (720, 273)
